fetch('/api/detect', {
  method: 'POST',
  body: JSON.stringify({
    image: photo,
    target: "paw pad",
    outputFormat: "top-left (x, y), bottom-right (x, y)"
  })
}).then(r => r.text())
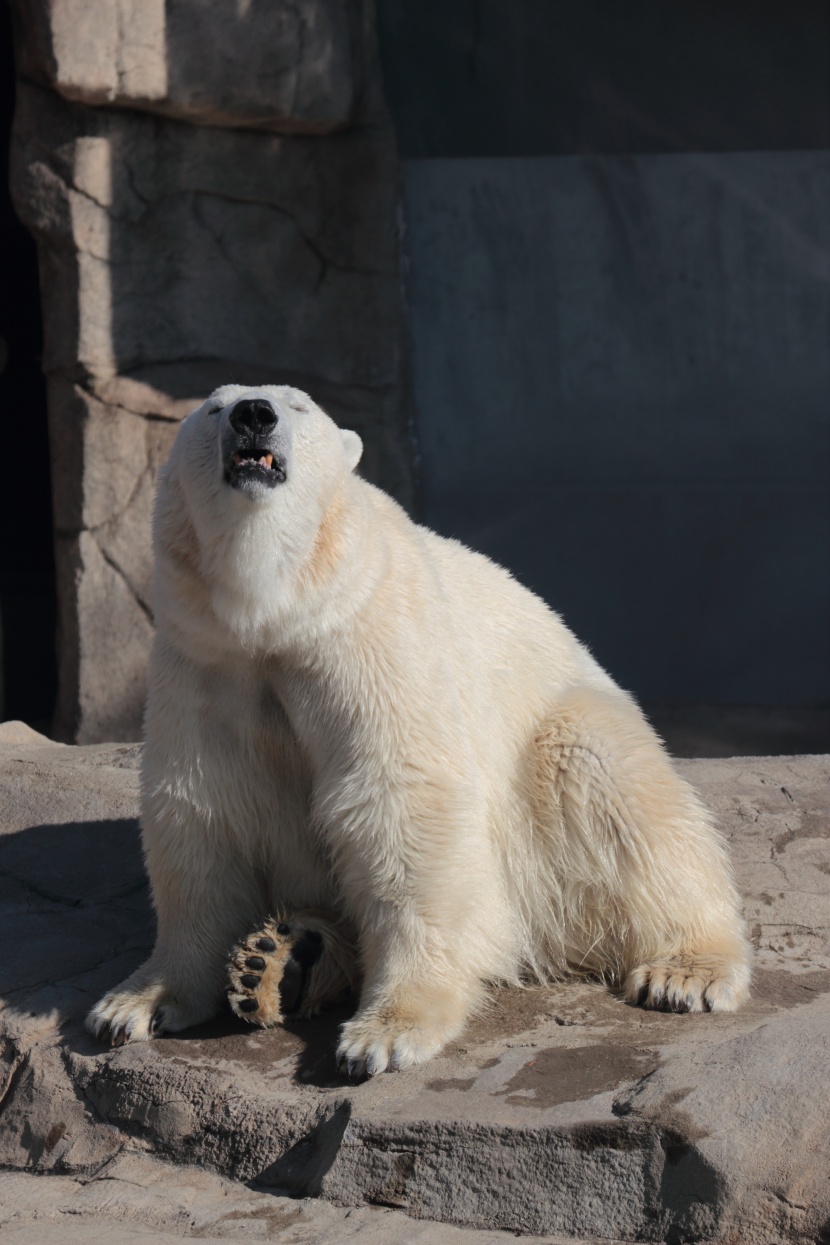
top-left (226, 910), bottom-right (358, 1028)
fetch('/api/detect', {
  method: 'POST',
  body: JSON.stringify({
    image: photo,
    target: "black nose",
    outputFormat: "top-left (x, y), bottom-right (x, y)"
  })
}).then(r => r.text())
top-left (230, 398), bottom-right (277, 436)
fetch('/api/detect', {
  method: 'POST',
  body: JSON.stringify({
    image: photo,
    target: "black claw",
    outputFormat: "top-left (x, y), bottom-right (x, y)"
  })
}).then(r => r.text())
top-left (240, 974), bottom-right (261, 989)
top-left (239, 997), bottom-right (259, 1013)
top-left (255, 937), bottom-right (276, 952)
top-left (346, 1058), bottom-right (364, 1082)
top-left (111, 1026), bottom-right (127, 1047)
top-left (150, 1009), bottom-right (165, 1036)
top-left (245, 956), bottom-right (266, 971)
top-left (276, 922), bottom-right (290, 936)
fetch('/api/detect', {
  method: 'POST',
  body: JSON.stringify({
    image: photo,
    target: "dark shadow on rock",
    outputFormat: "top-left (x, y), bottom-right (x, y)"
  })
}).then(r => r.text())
top-left (0, 817), bottom-right (145, 906)
top-left (1, 817), bottom-right (153, 1011)
top-left (657, 1128), bottom-right (726, 1245)
top-left (254, 1099), bottom-right (353, 1197)
top-left (282, 1000), bottom-right (358, 1088)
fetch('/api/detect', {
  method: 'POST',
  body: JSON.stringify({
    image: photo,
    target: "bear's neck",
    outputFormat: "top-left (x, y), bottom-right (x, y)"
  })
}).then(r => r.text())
top-left (204, 477), bottom-right (385, 655)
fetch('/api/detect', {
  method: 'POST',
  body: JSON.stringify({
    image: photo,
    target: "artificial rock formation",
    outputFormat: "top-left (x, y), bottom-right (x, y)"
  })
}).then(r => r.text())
top-left (11, 0), bottom-right (360, 133)
top-left (9, 0), bottom-right (414, 741)
top-left (1, 732), bottom-right (829, 1244)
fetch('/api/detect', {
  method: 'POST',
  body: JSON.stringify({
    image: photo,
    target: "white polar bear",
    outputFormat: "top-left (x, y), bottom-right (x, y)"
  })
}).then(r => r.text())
top-left (87, 384), bottom-right (751, 1076)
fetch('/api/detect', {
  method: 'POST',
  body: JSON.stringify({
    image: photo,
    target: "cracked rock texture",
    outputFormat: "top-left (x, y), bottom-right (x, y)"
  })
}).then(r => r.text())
top-left (9, 0), bottom-right (414, 742)
top-left (1, 726), bottom-right (829, 1243)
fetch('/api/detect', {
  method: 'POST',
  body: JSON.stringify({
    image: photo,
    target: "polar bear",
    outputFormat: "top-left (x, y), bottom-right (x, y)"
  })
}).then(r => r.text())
top-left (87, 384), bottom-right (751, 1077)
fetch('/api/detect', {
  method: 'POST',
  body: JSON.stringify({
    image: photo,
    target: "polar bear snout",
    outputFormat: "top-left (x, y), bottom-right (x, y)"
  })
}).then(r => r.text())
top-left (230, 397), bottom-right (278, 436)
top-left (221, 395), bottom-right (288, 493)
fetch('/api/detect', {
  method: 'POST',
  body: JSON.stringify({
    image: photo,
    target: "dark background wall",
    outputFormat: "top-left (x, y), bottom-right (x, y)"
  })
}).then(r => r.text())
top-left (0, 0), bottom-right (56, 730)
top-left (378, 0), bottom-right (830, 748)
top-left (378, 0), bottom-right (830, 158)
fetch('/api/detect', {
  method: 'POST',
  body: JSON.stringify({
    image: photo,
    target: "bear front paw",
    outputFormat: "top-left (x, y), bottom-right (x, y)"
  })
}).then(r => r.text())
top-left (87, 980), bottom-right (211, 1046)
top-left (624, 948), bottom-right (751, 1013)
top-left (336, 1009), bottom-right (450, 1080)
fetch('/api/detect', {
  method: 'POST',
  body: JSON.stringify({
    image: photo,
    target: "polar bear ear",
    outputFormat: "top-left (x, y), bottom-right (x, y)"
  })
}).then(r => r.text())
top-left (340, 428), bottom-right (363, 472)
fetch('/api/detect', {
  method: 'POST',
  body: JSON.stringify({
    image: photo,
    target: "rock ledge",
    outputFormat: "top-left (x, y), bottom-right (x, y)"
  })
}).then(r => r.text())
top-left (1, 738), bottom-right (829, 1243)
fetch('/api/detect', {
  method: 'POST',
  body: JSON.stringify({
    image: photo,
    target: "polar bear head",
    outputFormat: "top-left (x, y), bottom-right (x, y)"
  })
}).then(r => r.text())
top-left (156, 385), bottom-right (365, 628)
top-left (172, 383), bottom-right (362, 504)
top-left (166, 383), bottom-right (362, 532)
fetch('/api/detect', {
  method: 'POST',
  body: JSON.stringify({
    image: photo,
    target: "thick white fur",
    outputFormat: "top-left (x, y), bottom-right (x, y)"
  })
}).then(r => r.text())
top-left (87, 385), bottom-right (751, 1074)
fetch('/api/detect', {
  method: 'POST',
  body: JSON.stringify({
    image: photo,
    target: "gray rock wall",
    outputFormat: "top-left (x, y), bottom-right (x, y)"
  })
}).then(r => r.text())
top-left (9, 0), bottom-right (414, 742)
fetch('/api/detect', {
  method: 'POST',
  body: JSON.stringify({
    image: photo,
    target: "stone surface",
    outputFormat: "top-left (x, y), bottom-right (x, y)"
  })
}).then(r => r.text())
top-left (9, 3), bottom-right (414, 742)
top-left (10, 0), bottom-right (358, 134)
top-left (1, 737), bottom-right (829, 1242)
top-left (0, 720), bottom-right (52, 745)
top-left (0, 1153), bottom-right (602, 1245)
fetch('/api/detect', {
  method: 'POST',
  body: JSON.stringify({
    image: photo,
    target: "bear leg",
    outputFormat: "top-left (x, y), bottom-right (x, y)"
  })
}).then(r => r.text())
top-left (534, 686), bottom-right (751, 1013)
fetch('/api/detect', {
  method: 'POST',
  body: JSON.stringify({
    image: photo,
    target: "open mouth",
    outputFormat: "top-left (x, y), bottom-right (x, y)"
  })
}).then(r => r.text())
top-left (225, 448), bottom-right (287, 489)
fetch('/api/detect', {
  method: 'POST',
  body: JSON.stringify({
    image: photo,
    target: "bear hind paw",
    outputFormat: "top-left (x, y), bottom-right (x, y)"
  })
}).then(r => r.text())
top-left (227, 910), bottom-right (355, 1027)
top-left (624, 948), bottom-right (750, 1014)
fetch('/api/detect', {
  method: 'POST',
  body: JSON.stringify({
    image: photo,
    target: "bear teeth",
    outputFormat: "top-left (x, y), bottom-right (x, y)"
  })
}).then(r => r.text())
top-left (232, 452), bottom-right (275, 469)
